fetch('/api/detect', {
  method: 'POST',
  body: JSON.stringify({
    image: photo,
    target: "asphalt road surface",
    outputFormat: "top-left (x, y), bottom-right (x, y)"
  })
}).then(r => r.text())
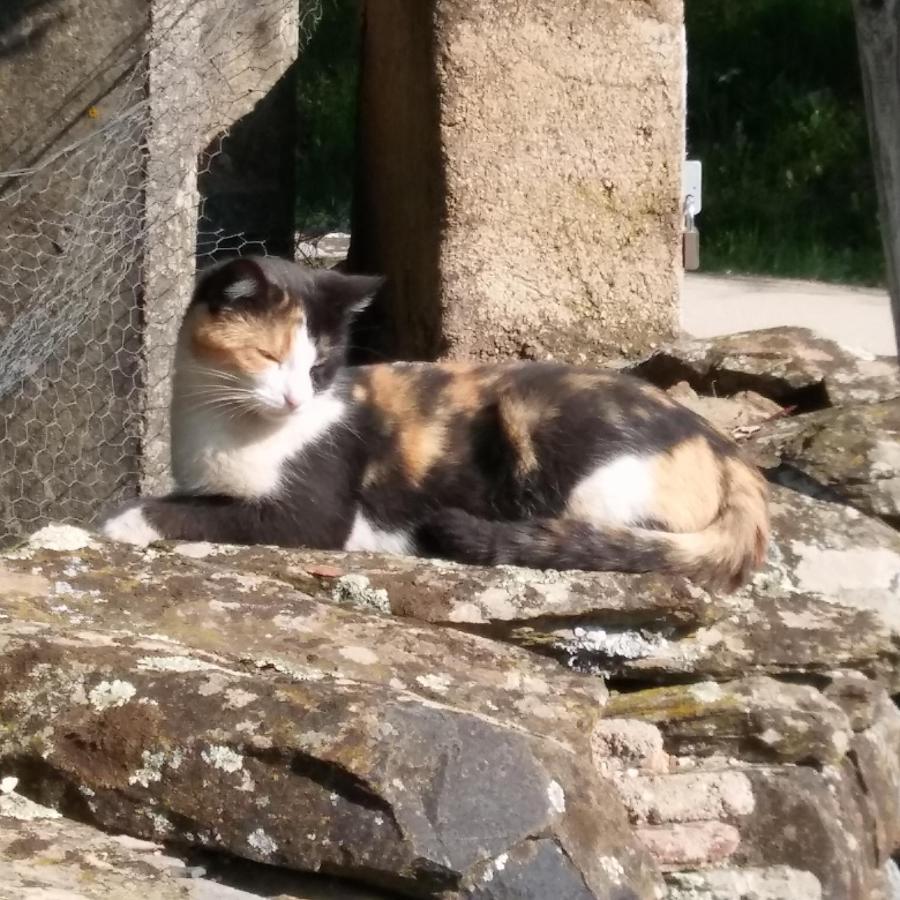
top-left (681, 273), bottom-right (897, 358)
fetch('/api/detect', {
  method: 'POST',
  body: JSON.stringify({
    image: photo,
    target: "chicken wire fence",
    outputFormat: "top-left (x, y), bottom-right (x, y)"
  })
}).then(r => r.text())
top-left (0, 0), bottom-right (323, 545)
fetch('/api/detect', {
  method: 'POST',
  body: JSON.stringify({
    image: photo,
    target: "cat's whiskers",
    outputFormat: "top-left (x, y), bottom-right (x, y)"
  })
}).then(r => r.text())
top-left (179, 390), bottom-right (268, 421)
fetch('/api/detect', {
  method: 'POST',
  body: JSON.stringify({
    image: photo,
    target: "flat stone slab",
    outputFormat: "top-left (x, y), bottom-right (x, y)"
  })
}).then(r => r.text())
top-left (517, 487), bottom-right (900, 687)
top-left (0, 527), bottom-right (660, 899)
top-left (96, 483), bottom-right (900, 690)
top-left (1, 527), bottom-right (607, 740)
top-left (0, 788), bottom-right (392, 899)
top-left (163, 541), bottom-right (714, 631)
top-left (628, 326), bottom-right (900, 408)
top-left (748, 398), bottom-right (900, 528)
top-left (666, 866), bottom-right (823, 900)
top-left (605, 676), bottom-right (852, 766)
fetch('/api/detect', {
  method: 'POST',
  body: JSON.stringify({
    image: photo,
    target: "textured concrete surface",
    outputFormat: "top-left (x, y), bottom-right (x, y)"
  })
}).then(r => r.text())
top-left (354, 0), bottom-right (685, 363)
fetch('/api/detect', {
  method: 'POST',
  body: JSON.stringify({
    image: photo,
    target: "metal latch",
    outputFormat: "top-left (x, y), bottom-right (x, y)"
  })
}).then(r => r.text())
top-left (682, 160), bottom-right (702, 271)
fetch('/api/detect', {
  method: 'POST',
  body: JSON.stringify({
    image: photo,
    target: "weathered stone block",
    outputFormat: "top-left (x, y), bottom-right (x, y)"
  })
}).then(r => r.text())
top-left (353, 0), bottom-right (685, 362)
top-left (0, 527), bottom-right (662, 898)
top-left (750, 398), bottom-right (900, 528)
top-left (0, 789), bottom-right (391, 899)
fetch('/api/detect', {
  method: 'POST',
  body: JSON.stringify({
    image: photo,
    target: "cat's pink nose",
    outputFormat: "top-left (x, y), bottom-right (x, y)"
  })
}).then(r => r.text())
top-left (283, 392), bottom-right (301, 410)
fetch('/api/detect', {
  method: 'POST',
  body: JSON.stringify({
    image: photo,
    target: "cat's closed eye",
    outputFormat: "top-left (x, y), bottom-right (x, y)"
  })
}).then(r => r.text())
top-left (258, 349), bottom-right (280, 363)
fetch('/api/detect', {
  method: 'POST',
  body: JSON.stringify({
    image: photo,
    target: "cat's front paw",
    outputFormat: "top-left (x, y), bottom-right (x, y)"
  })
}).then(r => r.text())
top-left (100, 503), bottom-right (162, 547)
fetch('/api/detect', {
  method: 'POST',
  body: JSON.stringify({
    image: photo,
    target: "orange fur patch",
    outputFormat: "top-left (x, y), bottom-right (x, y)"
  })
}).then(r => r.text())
top-left (367, 367), bottom-right (448, 487)
top-left (439, 363), bottom-right (492, 414)
top-left (563, 372), bottom-right (613, 392)
top-left (189, 301), bottom-right (303, 373)
top-left (648, 436), bottom-right (724, 533)
top-left (497, 393), bottom-right (559, 477)
top-left (636, 380), bottom-right (677, 408)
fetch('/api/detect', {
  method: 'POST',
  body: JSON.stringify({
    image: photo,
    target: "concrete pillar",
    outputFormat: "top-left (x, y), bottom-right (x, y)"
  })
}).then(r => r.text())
top-left (353, 0), bottom-right (686, 363)
top-left (142, 0), bottom-right (299, 493)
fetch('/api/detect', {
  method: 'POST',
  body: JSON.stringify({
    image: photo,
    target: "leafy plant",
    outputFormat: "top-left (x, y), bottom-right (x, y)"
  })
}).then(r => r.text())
top-left (686, 0), bottom-right (884, 285)
top-left (295, 0), bottom-right (361, 235)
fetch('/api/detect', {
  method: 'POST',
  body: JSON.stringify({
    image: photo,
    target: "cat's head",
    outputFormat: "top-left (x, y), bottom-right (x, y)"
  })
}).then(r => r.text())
top-left (181, 256), bottom-right (382, 418)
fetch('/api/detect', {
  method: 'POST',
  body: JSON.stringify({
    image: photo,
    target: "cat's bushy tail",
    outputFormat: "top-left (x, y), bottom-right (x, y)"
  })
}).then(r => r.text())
top-left (417, 459), bottom-right (769, 592)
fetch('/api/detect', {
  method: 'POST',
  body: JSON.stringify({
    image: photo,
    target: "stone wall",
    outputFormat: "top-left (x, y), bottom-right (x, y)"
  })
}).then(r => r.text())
top-left (2, 327), bottom-right (899, 898)
top-left (353, 0), bottom-right (685, 363)
top-left (0, 0), bottom-right (299, 539)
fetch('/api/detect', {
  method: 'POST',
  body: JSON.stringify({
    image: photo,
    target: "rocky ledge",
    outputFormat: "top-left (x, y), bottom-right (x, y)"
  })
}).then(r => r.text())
top-left (1, 328), bottom-right (899, 899)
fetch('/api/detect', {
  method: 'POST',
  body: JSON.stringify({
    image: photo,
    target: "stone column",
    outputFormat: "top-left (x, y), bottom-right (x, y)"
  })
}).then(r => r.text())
top-left (353, 0), bottom-right (686, 363)
top-left (142, 0), bottom-right (300, 493)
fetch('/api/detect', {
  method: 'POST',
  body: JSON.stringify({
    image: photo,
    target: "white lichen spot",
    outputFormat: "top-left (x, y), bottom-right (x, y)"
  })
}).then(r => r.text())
top-left (198, 673), bottom-right (232, 696)
top-left (28, 524), bottom-right (95, 551)
top-left (53, 581), bottom-right (76, 596)
top-left (248, 657), bottom-right (326, 683)
top-left (331, 574), bottom-right (391, 614)
top-left (173, 541), bottom-right (216, 559)
top-left (225, 688), bottom-right (258, 709)
top-left (688, 682), bottom-right (724, 703)
top-left (446, 602), bottom-right (487, 624)
top-left (0, 793), bottom-right (62, 820)
top-left (791, 541), bottom-right (900, 609)
top-left (247, 827), bottom-right (278, 857)
top-left (830, 729), bottom-right (850, 757)
top-left (599, 855), bottom-right (625, 885)
top-left (547, 779), bottom-right (566, 814)
top-left (201, 744), bottom-right (244, 773)
top-left (560, 626), bottom-right (667, 663)
top-left (415, 673), bottom-right (452, 694)
top-left (0, 776), bottom-right (18, 794)
top-left (481, 851), bottom-right (510, 884)
top-left (137, 655), bottom-right (222, 674)
top-left (474, 587), bottom-right (519, 619)
top-left (142, 808), bottom-right (173, 835)
top-left (209, 599), bottom-right (242, 612)
top-left (239, 770), bottom-right (255, 793)
top-left (272, 614), bottom-right (313, 633)
top-left (373, 720), bottom-right (399, 740)
top-left (89, 679), bottom-right (136, 710)
top-left (388, 678), bottom-right (408, 691)
top-left (339, 645), bottom-right (379, 666)
top-left (129, 750), bottom-right (167, 787)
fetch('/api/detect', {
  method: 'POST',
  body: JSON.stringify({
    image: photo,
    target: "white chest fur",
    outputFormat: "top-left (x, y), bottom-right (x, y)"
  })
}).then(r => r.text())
top-left (170, 390), bottom-right (347, 499)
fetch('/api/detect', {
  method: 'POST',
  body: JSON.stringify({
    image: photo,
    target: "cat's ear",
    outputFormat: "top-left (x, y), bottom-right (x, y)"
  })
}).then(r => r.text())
top-left (312, 269), bottom-right (384, 318)
top-left (193, 257), bottom-right (268, 312)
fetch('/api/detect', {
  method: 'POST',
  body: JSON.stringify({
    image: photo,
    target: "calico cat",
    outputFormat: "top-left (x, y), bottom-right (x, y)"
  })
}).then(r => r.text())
top-left (101, 255), bottom-right (769, 590)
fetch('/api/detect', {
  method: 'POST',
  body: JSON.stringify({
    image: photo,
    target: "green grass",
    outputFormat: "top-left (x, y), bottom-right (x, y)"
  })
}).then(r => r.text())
top-left (291, 0), bottom-right (888, 287)
top-left (700, 229), bottom-right (886, 286)
top-left (295, 0), bottom-right (361, 234)
top-left (686, 0), bottom-right (886, 287)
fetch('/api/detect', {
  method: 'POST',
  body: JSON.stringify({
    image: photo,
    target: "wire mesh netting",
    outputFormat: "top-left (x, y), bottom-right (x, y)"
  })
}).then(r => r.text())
top-left (0, 0), bottom-right (322, 545)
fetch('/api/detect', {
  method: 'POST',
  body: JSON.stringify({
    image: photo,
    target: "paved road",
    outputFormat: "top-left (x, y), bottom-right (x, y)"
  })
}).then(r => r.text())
top-left (681, 273), bottom-right (897, 358)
